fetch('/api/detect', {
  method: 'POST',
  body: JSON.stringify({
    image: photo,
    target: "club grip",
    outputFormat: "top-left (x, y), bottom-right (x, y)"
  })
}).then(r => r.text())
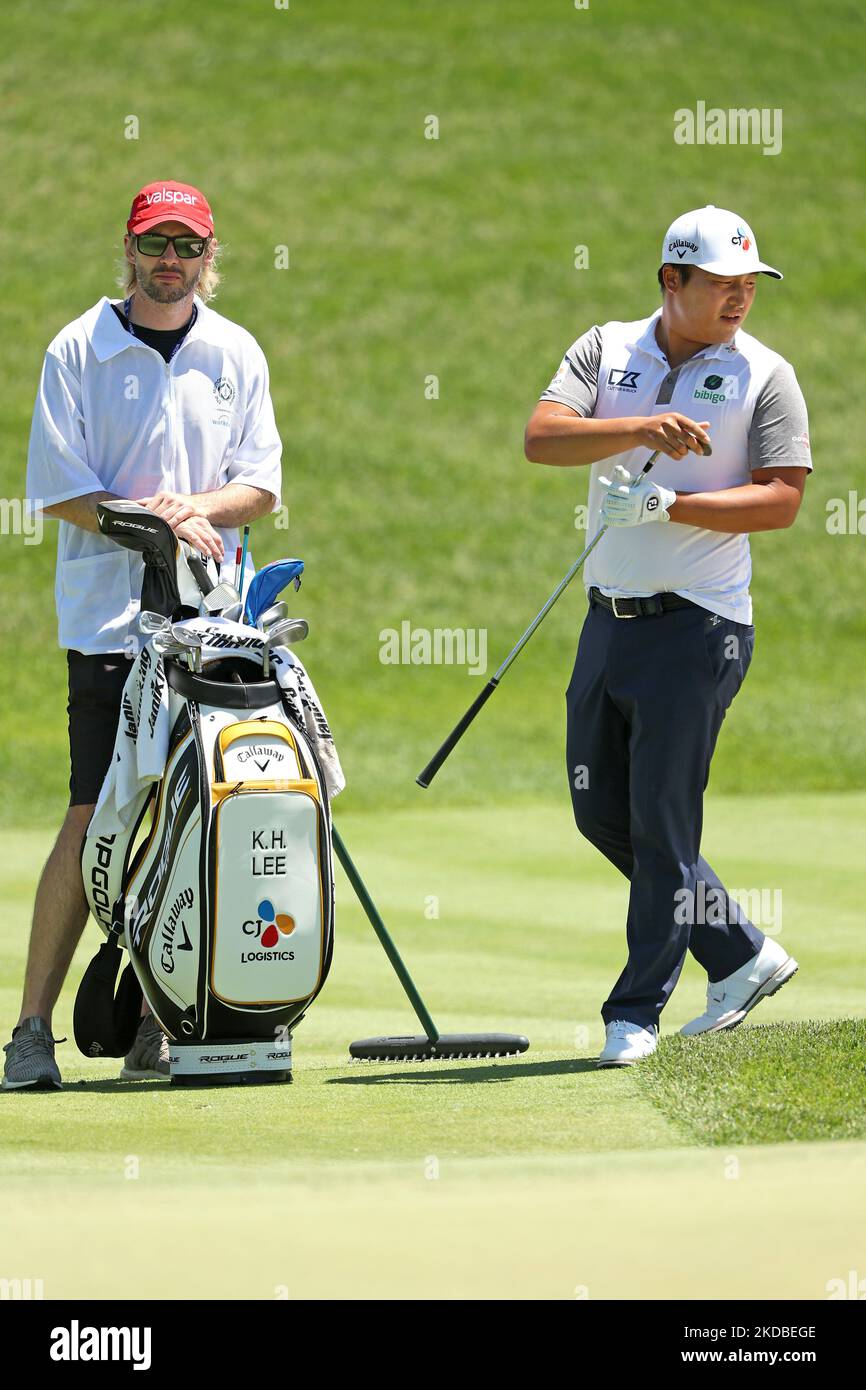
top-left (187, 554), bottom-right (215, 595)
top-left (416, 677), bottom-right (499, 788)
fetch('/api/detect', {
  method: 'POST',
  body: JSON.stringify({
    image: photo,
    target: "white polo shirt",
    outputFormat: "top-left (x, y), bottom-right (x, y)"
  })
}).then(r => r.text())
top-left (541, 308), bottom-right (812, 622)
top-left (26, 295), bottom-right (283, 654)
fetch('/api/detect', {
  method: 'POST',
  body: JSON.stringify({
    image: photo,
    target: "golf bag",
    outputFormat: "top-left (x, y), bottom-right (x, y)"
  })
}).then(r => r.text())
top-left (74, 505), bottom-right (336, 1085)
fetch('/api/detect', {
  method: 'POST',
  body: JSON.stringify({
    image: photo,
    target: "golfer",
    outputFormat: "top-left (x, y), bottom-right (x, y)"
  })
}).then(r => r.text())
top-left (524, 205), bottom-right (811, 1067)
top-left (4, 180), bottom-right (281, 1090)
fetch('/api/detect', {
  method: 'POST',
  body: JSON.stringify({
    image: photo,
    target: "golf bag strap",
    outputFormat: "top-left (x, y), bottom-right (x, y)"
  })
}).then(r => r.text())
top-left (165, 663), bottom-right (283, 709)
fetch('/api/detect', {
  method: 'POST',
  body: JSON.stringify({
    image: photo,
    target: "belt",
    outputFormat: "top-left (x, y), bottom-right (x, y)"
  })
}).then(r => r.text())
top-left (589, 587), bottom-right (699, 619)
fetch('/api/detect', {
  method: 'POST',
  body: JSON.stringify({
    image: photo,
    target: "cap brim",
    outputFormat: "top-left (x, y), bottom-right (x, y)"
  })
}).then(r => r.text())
top-left (129, 212), bottom-right (212, 237)
top-left (699, 258), bottom-right (783, 281)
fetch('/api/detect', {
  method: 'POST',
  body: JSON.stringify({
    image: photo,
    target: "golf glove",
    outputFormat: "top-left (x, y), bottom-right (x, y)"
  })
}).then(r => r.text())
top-left (599, 464), bottom-right (677, 527)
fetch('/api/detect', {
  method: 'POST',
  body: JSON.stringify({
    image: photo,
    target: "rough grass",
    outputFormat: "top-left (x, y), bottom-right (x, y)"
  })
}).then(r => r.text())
top-left (639, 1020), bottom-right (866, 1146)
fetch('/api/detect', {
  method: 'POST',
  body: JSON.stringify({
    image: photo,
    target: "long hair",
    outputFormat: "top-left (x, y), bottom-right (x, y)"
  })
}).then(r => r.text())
top-left (117, 238), bottom-right (223, 302)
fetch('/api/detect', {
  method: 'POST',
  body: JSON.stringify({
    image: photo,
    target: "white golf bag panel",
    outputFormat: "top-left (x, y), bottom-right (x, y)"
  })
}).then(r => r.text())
top-left (82, 663), bottom-right (335, 1045)
top-left (124, 727), bottom-right (203, 1021)
top-left (210, 783), bottom-right (326, 1007)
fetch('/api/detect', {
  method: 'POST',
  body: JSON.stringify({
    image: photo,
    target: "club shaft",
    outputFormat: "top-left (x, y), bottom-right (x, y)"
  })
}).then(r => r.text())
top-left (332, 827), bottom-right (440, 1042)
top-left (416, 451), bottom-right (659, 787)
top-left (238, 525), bottom-right (250, 600)
top-left (492, 523), bottom-right (608, 681)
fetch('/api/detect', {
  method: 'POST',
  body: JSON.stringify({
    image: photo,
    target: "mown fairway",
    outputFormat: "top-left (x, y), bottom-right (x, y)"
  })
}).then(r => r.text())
top-left (2, 795), bottom-right (864, 1298)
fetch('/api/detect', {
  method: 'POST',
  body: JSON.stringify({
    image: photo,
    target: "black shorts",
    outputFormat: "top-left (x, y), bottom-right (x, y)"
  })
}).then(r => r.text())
top-left (67, 651), bottom-right (133, 806)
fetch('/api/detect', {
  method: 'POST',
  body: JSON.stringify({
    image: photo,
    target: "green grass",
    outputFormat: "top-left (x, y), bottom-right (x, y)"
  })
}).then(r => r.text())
top-left (1, 0), bottom-right (864, 1301)
top-left (639, 1020), bottom-right (866, 1147)
top-left (2, 793), bottom-right (866, 1296)
top-left (1, 0), bottom-right (866, 827)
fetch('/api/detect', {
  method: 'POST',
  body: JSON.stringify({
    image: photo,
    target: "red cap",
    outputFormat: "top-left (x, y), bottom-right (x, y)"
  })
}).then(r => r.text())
top-left (127, 181), bottom-right (214, 237)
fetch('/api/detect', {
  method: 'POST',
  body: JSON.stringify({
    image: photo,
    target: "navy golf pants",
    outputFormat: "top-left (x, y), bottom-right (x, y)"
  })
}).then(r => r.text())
top-left (565, 598), bottom-right (764, 1030)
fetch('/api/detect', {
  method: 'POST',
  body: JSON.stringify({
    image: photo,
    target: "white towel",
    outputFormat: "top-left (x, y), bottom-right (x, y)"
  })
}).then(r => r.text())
top-left (93, 617), bottom-right (344, 835)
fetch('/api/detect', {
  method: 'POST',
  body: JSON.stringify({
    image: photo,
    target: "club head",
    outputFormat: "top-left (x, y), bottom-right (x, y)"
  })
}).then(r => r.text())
top-left (151, 636), bottom-right (188, 661)
top-left (199, 581), bottom-right (241, 617)
top-left (169, 624), bottom-right (203, 649)
top-left (138, 610), bottom-right (171, 635)
top-left (257, 601), bottom-right (288, 630)
top-left (265, 618), bottom-right (309, 646)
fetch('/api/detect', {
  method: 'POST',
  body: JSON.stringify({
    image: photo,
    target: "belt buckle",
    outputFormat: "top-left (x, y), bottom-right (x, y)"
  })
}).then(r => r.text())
top-left (611, 596), bottom-right (636, 620)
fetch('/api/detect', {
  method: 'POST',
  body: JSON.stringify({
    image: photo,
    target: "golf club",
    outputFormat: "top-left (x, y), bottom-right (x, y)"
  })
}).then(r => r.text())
top-left (256, 600), bottom-right (289, 630)
top-left (186, 551), bottom-right (216, 598)
top-left (237, 525), bottom-right (250, 598)
top-left (261, 616), bottom-right (309, 677)
top-left (169, 623), bottom-right (204, 674)
top-left (138, 610), bottom-right (172, 636)
top-left (416, 447), bottom-right (707, 787)
top-left (199, 581), bottom-right (241, 618)
top-left (151, 633), bottom-right (197, 670)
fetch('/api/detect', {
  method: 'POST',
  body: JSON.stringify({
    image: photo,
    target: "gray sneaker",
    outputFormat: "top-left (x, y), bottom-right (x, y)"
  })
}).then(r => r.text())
top-left (2, 1016), bottom-right (63, 1091)
top-left (120, 1014), bottom-right (170, 1080)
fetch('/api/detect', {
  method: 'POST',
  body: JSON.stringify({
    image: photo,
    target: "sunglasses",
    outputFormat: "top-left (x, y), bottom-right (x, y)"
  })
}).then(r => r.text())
top-left (135, 232), bottom-right (209, 259)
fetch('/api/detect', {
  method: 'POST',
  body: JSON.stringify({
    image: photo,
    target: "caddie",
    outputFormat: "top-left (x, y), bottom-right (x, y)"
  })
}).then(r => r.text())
top-left (4, 180), bottom-right (281, 1090)
top-left (524, 205), bottom-right (811, 1067)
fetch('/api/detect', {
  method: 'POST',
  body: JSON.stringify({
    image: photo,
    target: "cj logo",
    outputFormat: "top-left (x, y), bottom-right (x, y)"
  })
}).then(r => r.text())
top-left (731, 226), bottom-right (751, 250)
top-left (242, 899), bottom-right (295, 949)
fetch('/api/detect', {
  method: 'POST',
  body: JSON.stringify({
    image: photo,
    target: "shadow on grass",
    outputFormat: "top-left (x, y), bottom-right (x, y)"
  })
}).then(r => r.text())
top-left (68, 1079), bottom-right (171, 1093)
top-left (329, 1057), bottom-right (601, 1085)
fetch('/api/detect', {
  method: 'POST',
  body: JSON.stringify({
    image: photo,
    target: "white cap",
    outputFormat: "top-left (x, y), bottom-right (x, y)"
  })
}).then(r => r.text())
top-left (661, 205), bottom-right (782, 280)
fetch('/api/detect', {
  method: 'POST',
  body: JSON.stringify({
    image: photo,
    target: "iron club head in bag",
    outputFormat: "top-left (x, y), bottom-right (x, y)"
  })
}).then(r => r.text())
top-left (256, 600), bottom-right (289, 630)
top-left (199, 581), bottom-right (241, 618)
top-left (261, 616), bottom-right (309, 677)
top-left (138, 610), bottom-right (172, 636)
top-left (169, 623), bottom-right (204, 673)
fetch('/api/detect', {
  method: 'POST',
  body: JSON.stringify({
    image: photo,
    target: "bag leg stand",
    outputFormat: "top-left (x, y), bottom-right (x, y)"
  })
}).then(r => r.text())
top-left (333, 827), bottom-right (529, 1062)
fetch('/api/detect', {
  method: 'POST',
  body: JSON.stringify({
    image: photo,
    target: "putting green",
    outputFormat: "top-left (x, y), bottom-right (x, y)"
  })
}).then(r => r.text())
top-left (1, 794), bottom-right (863, 1298)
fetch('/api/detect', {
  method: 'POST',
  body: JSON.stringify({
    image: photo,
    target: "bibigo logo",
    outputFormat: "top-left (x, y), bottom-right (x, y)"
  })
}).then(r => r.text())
top-left (693, 372), bottom-right (739, 405)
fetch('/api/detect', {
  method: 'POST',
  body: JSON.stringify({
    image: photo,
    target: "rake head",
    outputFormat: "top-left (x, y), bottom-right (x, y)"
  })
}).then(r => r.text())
top-left (349, 1033), bottom-right (530, 1062)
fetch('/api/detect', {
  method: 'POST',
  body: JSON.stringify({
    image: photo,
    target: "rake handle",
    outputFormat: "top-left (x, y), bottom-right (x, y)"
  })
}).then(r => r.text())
top-left (332, 826), bottom-right (440, 1043)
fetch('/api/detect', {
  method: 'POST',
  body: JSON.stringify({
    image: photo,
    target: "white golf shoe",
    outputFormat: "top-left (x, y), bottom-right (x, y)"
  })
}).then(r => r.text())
top-left (597, 1020), bottom-right (659, 1068)
top-left (680, 937), bottom-right (798, 1036)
